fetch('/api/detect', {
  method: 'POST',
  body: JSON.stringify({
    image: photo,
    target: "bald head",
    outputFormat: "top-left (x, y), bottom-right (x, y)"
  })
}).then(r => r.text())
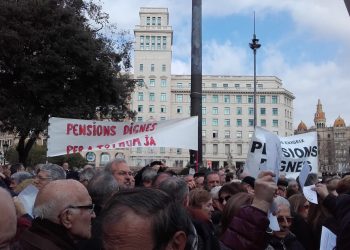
top-left (34, 179), bottom-right (91, 223)
top-left (0, 188), bottom-right (16, 247)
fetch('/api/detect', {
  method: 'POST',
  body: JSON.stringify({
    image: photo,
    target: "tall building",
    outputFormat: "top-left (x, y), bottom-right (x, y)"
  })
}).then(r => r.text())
top-left (296, 99), bottom-right (350, 174)
top-left (129, 7), bottom-right (295, 169)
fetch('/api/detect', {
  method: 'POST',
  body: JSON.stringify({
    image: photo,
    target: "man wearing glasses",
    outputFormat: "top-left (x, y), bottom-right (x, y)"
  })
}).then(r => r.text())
top-left (105, 158), bottom-right (135, 189)
top-left (16, 179), bottom-right (96, 250)
top-left (34, 163), bottom-right (66, 190)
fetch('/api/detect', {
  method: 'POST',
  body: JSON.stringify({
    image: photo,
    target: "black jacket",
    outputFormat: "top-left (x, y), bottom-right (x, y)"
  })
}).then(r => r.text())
top-left (268, 233), bottom-right (304, 250)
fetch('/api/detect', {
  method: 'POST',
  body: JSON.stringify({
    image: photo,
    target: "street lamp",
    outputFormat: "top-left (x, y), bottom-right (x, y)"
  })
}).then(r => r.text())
top-left (249, 12), bottom-right (261, 128)
top-left (3, 142), bottom-right (9, 165)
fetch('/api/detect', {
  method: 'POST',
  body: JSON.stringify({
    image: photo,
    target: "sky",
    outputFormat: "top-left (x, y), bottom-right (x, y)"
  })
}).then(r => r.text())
top-left (101, 0), bottom-right (350, 129)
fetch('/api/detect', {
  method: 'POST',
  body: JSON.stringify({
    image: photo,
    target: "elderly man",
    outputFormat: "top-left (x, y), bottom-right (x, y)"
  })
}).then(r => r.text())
top-left (204, 171), bottom-right (220, 191)
top-left (17, 179), bottom-right (96, 250)
top-left (34, 163), bottom-right (66, 190)
top-left (105, 159), bottom-right (134, 189)
top-left (101, 188), bottom-right (192, 250)
top-left (0, 188), bottom-right (17, 250)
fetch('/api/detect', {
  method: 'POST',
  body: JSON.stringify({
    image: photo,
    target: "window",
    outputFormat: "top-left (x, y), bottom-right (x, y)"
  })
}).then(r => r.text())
top-left (237, 144), bottom-right (242, 155)
top-left (157, 36), bottom-right (161, 49)
top-left (140, 36), bottom-right (144, 50)
top-left (202, 118), bottom-right (206, 126)
top-left (161, 79), bottom-right (167, 87)
top-left (258, 84), bottom-right (263, 89)
top-left (160, 105), bottom-right (166, 113)
top-left (223, 83), bottom-right (229, 88)
top-left (137, 105), bottom-right (143, 112)
top-left (246, 84), bottom-right (252, 88)
top-left (152, 17), bottom-right (156, 25)
top-left (160, 93), bottom-right (166, 102)
top-left (202, 95), bottom-right (207, 103)
top-left (248, 95), bottom-right (253, 104)
top-left (272, 108), bottom-right (278, 115)
top-left (212, 95), bottom-right (219, 103)
top-left (272, 95), bottom-right (278, 104)
top-left (202, 107), bottom-right (207, 115)
top-left (177, 148), bottom-right (182, 154)
top-left (157, 17), bottom-right (161, 25)
top-left (248, 107), bottom-right (254, 115)
top-left (273, 120), bottom-right (279, 127)
top-left (236, 95), bottom-right (242, 104)
top-left (212, 130), bottom-right (218, 139)
top-left (160, 117), bottom-right (166, 121)
top-left (137, 147), bottom-right (142, 153)
top-left (151, 36), bottom-right (155, 50)
top-left (213, 144), bottom-right (218, 155)
top-left (162, 36), bottom-right (167, 49)
top-left (202, 130), bottom-right (206, 138)
top-left (149, 79), bottom-right (155, 87)
top-left (149, 92), bottom-right (155, 101)
top-left (236, 131), bottom-right (242, 139)
top-left (212, 83), bottom-right (217, 88)
top-left (149, 105), bottom-right (155, 113)
top-left (146, 17), bottom-right (150, 25)
top-left (224, 95), bottom-right (230, 103)
top-left (261, 119), bottom-right (266, 127)
top-left (248, 131), bottom-right (254, 138)
top-left (224, 107), bottom-right (230, 115)
top-left (260, 108), bottom-right (266, 115)
top-left (260, 96), bottom-right (266, 103)
top-left (212, 107), bottom-right (218, 115)
top-left (212, 118), bottom-right (218, 126)
top-left (139, 64), bottom-right (143, 72)
top-left (176, 94), bottom-right (183, 103)
top-left (235, 83), bottom-right (240, 88)
top-left (138, 92), bottom-right (144, 101)
top-left (248, 119), bottom-right (254, 127)
top-left (162, 64), bottom-right (166, 72)
top-left (160, 147), bottom-right (165, 153)
top-left (151, 64), bottom-right (155, 72)
top-left (202, 144), bottom-right (206, 154)
top-left (137, 117), bottom-right (143, 122)
top-left (236, 107), bottom-right (242, 115)
top-left (236, 119), bottom-right (242, 127)
top-left (224, 119), bottom-right (230, 127)
top-left (145, 36), bottom-right (150, 50)
top-left (177, 82), bottom-right (183, 88)
top-left (176, 106), bottom-right (182, 114)
top-left (225, 144), bottom-right (230, 155)
top-left (224, 130), bottom-right (230, 139)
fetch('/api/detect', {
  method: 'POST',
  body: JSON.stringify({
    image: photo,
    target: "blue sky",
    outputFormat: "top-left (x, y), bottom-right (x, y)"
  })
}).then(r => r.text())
top-left (103, 0), bottom-right (350, 129)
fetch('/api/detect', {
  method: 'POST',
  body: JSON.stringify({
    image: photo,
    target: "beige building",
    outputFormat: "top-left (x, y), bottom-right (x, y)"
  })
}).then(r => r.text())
top-left (296, 99), bottom-right (350, 174)
top-left (128, 7), bottom-right (295, 169)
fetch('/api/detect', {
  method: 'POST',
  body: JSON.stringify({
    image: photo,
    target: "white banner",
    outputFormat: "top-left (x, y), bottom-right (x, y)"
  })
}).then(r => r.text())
top-left (47, 117), bottom-right (198, 156)
top-left (246, 127), bottom-right (318, 179)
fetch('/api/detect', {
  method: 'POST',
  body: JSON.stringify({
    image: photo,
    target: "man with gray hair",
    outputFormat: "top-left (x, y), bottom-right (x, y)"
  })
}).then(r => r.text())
top-left (79, 168), bottom-right (96, 188)
top-left (159, 176), bottom-right (190, 207)
top-left (104, 158), bottom-right (134, 189)
top-left (10, 171), bottom-right (33, 193)
top-left (17, 179), bottom-right (96, 249)
top-left (34, 163), bottom-right (66, 190)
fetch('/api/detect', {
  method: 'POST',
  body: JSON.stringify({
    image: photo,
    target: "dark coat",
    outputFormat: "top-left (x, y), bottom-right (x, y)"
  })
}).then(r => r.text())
top-left (220, 205), bottom-right (270, 250)
top-left (187, 207), bottom-right (221, 250)
top-left (334, 194), bottom-right (350, 250)
top-left (13, 218), bottom-right (77, 250)
top-left (289, 214), bottom-right (314, 250)
top-left (268, 233), bottom-right (304, 250)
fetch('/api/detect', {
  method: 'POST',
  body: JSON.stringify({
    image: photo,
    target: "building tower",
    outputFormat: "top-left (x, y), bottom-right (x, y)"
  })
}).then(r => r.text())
top-left (314, 99), bottom-right (326, 128)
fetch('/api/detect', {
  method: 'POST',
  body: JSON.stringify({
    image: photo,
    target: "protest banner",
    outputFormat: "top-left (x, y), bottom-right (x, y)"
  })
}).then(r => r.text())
top-left (47, 116), bottom-right (198, 156)
top-left (246, 127), bottom-right (318, 179)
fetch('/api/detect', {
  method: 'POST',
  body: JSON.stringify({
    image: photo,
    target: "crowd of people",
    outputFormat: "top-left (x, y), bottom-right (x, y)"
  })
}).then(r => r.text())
top-left (1, 159), bottom-right (350, 250)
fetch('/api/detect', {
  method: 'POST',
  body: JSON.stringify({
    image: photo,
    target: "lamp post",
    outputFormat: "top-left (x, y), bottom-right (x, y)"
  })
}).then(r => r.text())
top-left (249, 13), bottom-right (261, 128)
top-left (3, 142), bottom-right (9, 165)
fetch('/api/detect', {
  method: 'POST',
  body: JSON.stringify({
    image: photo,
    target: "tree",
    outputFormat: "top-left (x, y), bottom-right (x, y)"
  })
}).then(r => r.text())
top-left (0, 0), bottom-right (136, 166)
